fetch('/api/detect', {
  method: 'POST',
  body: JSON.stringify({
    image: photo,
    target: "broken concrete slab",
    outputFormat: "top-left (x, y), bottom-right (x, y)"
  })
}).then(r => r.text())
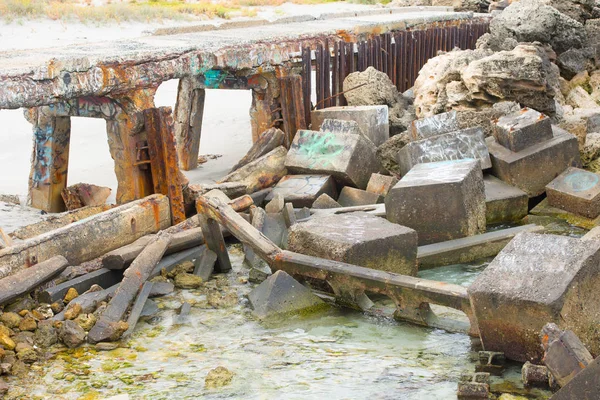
top-left (311, 193), bottom-right (341, 209)
top-left (366, 173), bottom-right (398, 197)
top-left (493, 108), bottom-right (553, 153)
top-left (288, 212), bottom-right (418, 276)
top-left (247, 270), bottom-right (326, 319)
top-left (396, 127), bottom-right (492, 176)
top-left (337, 187), bottom-right (383, 207)
top-left (61, 183), bottom-right (111, 211)
top-left (386, 160), bottom-right (486, 245)
top-left (468, 232), bottom-right (600, 363)
top-left (551, 356), bottom-right (600, 399)
top-left (546, 167), bottom-right (600, 219)
top-left (285, 130), bottom-right (380, 189)
top-left (264, 175), bottom-right (337, 208)
top-left (219, 146), bottom-right (288, 194)
top-left (319, 119), bottom-right (362, 137)
top-left (487, 126), bottom-right (581, 197)
top-left (264, 194), bottom-right (285, 214)
top-left (311, 105), bottom-right (389, 146)
top-left (484, 175), bottom-right (529, 225)
top-left (409, 110), bottom-right (460, 141)
top-left (541, 323), bottom-right (594, 388)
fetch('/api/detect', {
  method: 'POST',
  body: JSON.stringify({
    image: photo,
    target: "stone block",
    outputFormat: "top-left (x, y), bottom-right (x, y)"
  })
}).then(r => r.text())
top-left (366, 173), bottom-right (398, 196)
top-left (288, 212), bottom-right (418, 276)
top-left (551, 356), bottom-right (600, 400)
top-left (409, 110), bottom-right (460, 140)
top-left (311, 105), bottom-right (389, 146)
top-left (493, 108), bottom-right (553, 152)
top-left (484, 175), bottom-right (528, 225)
top-left (285, 129), bottom-right (380, 189)
top-left (487, 126), bottom-right (581, 197)
top-left (319, 119), bottom-right (362, 137)
top-left (247, 270), bottom-right (325, 319)
top-left (468, 232), bottom-right (600, 363)
top-left (546, 167), bottom-right (600, 219)
top-left (521, 362), bottom-right (549, 388)
top-left (312, 193), bottom-right (341, 209)
top-left (386, 160), bottom-right (486, 245)
top-left (337, 187), bottom-right (383, 207)
top-left (264, 175), bottom-right (337, 208)
top-left (396, 127), bottom-right (492, 176)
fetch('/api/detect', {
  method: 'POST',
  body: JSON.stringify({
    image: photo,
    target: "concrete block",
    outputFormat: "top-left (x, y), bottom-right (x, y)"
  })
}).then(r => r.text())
top-left (366, 173), bottom-right (398, 196)
top-left (487, 126), bottom-right (581, 197)
top-left (311, 105), bottom-right (389, 146)
top-left (265, 194), bottom-right (284, 214)
top-left (493, 108), bottom-right (553, 152)
top-left (468, 232), bottom-right (600, 363)
top-left (386, 160), bottom-right (486, 245)
top-left (530, 198), bottom-right (600, 230)
top-left (312, 193), bottom-right (341, 209)
top-left (546, 167), bottom-right (600, 219)
top-left (484, 175), bottom-right (528, 225)
top-left (264, 175), bottom-right (337, 208)
top-left (396, 127), bottom-right (492, 176)
top-left (319, 119), bottom-right (362, 137)
top-left (551, 356), bottom-right (600, 399)
top-left (337, 187), bottom-right (383, 207)
top-left (521, 362), bottom-right (549, 388)
top-left (285, 130), bottom-right (380, 189)
top-left (247, 270), bottom-right (325, 319)
top-left (288, 212), bottom-right (418, 276)
top-left (409, 110), bottom-right (460, 140)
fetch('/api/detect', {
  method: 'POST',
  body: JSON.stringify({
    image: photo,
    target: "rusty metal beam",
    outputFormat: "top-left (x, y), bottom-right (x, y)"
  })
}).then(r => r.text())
top-left (174, 77), bottom-right (205, 171)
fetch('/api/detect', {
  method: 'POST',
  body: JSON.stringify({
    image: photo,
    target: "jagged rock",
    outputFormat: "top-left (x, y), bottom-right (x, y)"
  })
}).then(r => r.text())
top-left (18, 316), bottom-right (36, 332)
top-left (174, 273), bottom-right (203, 289)
top-left (476, 33), bottom-right (519, 53)
top-left (566, 86), bottom-right (599, 109)
top-left (582, 132), bottom-right (600, 166)
top-left (489, 0), bottom-right (587, 55)
top-left (376, 132), bottom-right (410, 176)
top-left (556, 47), bottom-right (595, 80)
top-left (34, 324), bottom-right (58, 348)
top-left (542, 0), bottom-right (595, 24)
top-left (311, 193), bottom-right (341, 209)
top-left (0, 334), bottom-right (15, 351)
top-left (559, 108), bottom-right (600, 148)
top-left (64, 303), bottom-right (82, 321)
top-left (64, 288), bottom-right (79, 303)
top-left (205, 366), bottom-right (234, 389)
top-left (75, 313), bottom-right (97, 332)
top-left (456, 102), bottom-right (521, 138)
top-left (59, 320), bottom-right (86, 348)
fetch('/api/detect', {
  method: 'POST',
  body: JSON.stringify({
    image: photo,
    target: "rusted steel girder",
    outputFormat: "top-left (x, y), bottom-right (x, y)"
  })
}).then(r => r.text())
top-left (195, 195), bottom-right (479, 336)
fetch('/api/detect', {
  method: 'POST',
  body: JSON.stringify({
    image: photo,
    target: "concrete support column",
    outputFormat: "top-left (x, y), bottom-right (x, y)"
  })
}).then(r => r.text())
top-left (27, 108), bottom-right (71, 213)
top-left (174, 77), bottom-right (205, 171)
top-left (250, 72), bottom-right (281, 143)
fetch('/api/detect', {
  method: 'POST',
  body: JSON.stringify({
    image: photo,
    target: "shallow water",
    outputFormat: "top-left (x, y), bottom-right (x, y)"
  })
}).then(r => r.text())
top-left (9, 245), bottom-right (557, 400)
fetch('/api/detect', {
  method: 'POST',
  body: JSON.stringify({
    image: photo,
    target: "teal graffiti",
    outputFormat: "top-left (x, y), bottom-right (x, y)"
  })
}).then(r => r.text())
top-left (204, 70), bottom-right (226, 88)
top-left (564, 170), bottom-right (599, 192)
top-left (294, 131), bottom-right (346, 169)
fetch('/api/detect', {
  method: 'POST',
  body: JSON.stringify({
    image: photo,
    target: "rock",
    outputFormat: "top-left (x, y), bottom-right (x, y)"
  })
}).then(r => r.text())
top-left (386, 159), bottom-right (486, 245)
top-left (75, 313), bottom-right (97, 332)
top-left (96, 342), bottom-right (119, 351)
top-left (16, 347), bottom-right (37, 363)
top-left (34, 304), bottom-right (53, 320)
top-left (205, 366), bottom-right (234, 389)
top-left (550, 355), bottom-right (600, 399)
top-left (0, 325), bottom-right (11, 338)
top-left (395, 127), bottom-right (492, 176)
top-left (546, 167), bottom-right (600, 218)
top-left (285, 129), bottom-right (381, 189)
top-left (365, 173), bottom-right (398, 197)
top-left (582, 132), bottom-right (600, 166)
top-left (0, 334), bottom-right (15, 351)
top-left (312, 106), bottom-right (390, 146)
top-left (0, 313), bottom-right (21, 329)
top-left (207, 289), bottom-right (238, 308)
top-left (5, 296), bottom-right (36, 313)
top-left (543, 0), bottom-right (594, 24)
top-left (0, 378), bottom-right (7, 393)
top-left (484, 175), bottom-right (529, 225)
top-left (337, 187), bottom-right (383, 207)
top-left (566, 86), bottom-right (598, 109)
top-left (493, 108), bottom-right (554, 153)
top-left (264, 193), bottom-right (284, 214)
top-left (229, 127), bottom-right (284, 173)
top-left (34, 324), bottom-right (58, 348)
top-left (468, 232), bottom-right (600, 362)
top-left (431, 0), bottom-right (487, 12)
top-left (456, 102), bottom-right (522, 138)
top-left (174, 273), bottom-right (203, 289)
top-left (311, 193), bottom-right (341, 209)
top-left (376, 132), bottom-right (410, 176)
top-left (59, 320), bottom-right (86, 348)
top-left (557, 47), bottom-right (595, 80)
top-left (288, 212), bottom-right (418, 275)
top-left (559, 108), bottom-right (600, 148)
top-left (10, 360), bottom-right (28, 377)
top-left (408, 111), bottom-right (460, 141)
top-left (64, 303), bottom-right (82, 320)
top-left (248, 264), bottom-right (272, 284)
top-left (148, 281), bottom-right (175, 297)
top-left (476, 32), bottom-right (518, 53)
top-left (247, 270), bottom-right (325, 319)
top-left (140, 299), bottom-right (159, 318)
top-left (522, 362), bottom-right (549, 388)
top-left (18, 316), bottom-right (36, 332)
top-left (167, 260), bottom-right (195, 278)
top-left (264, 175), bottom-right (337, 208)
top-left (487, 126), bottom-right (581, 197)
top-left (63, 288), bottom-right (79, 303)
top-left (488, 0), bottom-right (586, 55)
top-left (50, 301), bottom-right (64, 314)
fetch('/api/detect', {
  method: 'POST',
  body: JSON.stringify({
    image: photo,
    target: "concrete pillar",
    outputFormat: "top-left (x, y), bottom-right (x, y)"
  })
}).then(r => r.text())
top-left (174, 77), bottom-right (205, 171)
top-left (250, 72), bottom-right (281, 143)
top-left (27, 108), bottom-right (71, 213)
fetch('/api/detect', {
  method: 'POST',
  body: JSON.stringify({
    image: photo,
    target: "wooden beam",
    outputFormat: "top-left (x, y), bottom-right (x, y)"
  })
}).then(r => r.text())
top-left (174, 77), bottom-right (205, 171)
top-left (280, 75), bottom-right (307, 148)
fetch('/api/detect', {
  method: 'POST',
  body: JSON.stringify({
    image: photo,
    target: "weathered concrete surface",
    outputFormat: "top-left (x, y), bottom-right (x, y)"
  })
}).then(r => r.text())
top-left (484, 175), bottom-right (528, 225)
top-left (493, 108), bottom-right (554, 153)
top-left (311, 193), bottom-right (342, 209)
top-left (396, 127), bottom-right (491, 176)
top-left (551, 356), bottom-right (600, 399)
top-left (546, 167), bottom-right (600, 219)
top-left (264, 175), bottom-right (337, 208)
top-left (487, 126), bottom-right (581, 197)
top-left (318, 119), bottom-right (362, 137)
top-left (468, 232), bottom-right (600, 363)
top-left (0, 9), bottom-right (471, 109)
top-left (247, 270), bottom-right (325, 319)
top-left (530, 198), bottom-right (600, 230)
top-left (337, 187), bottom-right (383, 207)
top-left (409, 110), bottom-right (460, 141)
top-left (288, 212), bottom-right (418, 276)
top-left (219, 146), bottom-right (288, 194)
top-left (285, 129), bottom-right (380, 189)
top-left (386, 160), bottom-right (486, 245)
top-left (366, 173), bottom-right (398, 196)
top-left (311, 106), bottom-right (390, 146)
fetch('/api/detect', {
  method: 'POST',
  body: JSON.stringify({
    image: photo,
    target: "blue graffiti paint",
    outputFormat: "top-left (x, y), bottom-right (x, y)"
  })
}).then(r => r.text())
top-left (203, 70), bottom-right (226, 89)
top-left (564, 170), bottom-right (599, 192)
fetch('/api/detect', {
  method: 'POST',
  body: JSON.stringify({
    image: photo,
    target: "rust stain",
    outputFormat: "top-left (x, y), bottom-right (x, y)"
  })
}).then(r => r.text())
top-left (336, 30), bottom-right (353, 43)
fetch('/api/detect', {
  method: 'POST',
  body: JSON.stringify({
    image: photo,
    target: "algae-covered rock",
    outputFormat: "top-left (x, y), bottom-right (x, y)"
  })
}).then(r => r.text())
top-left (75, 313), bottom-right (97, 332)
top-left (174, 273), bottom-right (203, 289)
top-left (0, 312), bottom-right (22, 329)
top-left (0, 334), bottom-right (15, 351)
top-left (16, 347), bottom-right (37, 364)
top-left (18, 316), bottom-right (37, 332)
top-left (64, 288), bottom-right (79, 303)
top-left (64, 303), bottom-right (82, 320)
top-left (59, 320), bottom-right (86, 348)
top-left (205, 366), bottom-right (234, 389)
top-left (34, 324), bottom-right (58, 348)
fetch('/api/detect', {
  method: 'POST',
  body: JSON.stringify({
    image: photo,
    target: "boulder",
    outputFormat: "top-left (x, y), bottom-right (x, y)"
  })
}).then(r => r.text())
top-left (386, 160), bottom-right (486, 245)
top-left (264, 175), bottom-right (337, 208)
top-left (376, 132), bottom-right (410, 177)
top-left (288, 212), bottom-right (418, 275)
top-left (468, 232), bottom-right (600, 362)
top-left (247, 270), bottom-right (326, 319)
top-left (285, 129), bottom-right (381, 189)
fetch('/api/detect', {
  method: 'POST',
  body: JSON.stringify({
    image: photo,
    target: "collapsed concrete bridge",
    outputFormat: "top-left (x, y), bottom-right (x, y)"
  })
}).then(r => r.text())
top-left (0, 7), bottom-right (487, 214)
